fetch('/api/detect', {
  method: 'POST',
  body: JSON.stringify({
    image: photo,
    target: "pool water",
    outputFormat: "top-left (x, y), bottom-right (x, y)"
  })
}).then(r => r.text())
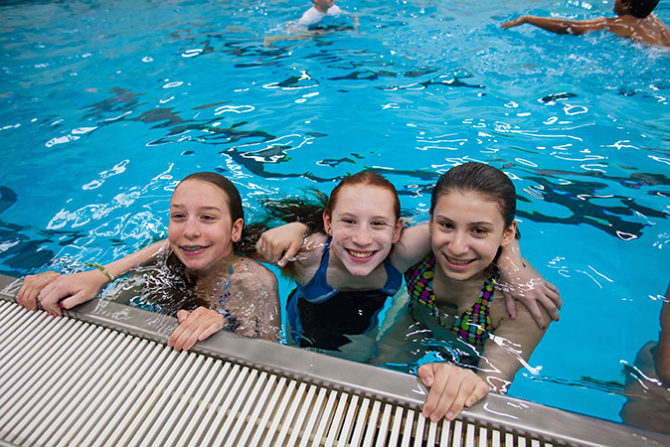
top-left (1, 0), bottom-right (669, 428)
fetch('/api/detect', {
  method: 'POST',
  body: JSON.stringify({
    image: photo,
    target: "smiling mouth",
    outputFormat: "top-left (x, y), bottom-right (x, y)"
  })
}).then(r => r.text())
top-left (181, 245), bottom-right (207, 253)
top-left (445, 255), bottom-right (475, 266)
top-left (346, 249), bottom-right (376, 260)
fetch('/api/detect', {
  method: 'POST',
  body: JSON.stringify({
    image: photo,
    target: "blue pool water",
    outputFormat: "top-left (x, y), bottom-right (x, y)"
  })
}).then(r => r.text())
top-left (1, 0), bottom-right (669, 428)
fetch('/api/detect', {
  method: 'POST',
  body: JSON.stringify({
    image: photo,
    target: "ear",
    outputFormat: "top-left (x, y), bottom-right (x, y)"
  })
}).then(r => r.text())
top-left (392, 218), bottom-right (404, 244)
top-left (323, 211), bottom-right (333, 236)
top-left (500, 220), bottom-right (518, 247)
top-left (231, 218), bottom-right (244, 243)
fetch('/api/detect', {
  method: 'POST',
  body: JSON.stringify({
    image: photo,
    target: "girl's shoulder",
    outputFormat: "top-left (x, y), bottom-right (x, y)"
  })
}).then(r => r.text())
top-left (231, 255), bottom-right (279, 294)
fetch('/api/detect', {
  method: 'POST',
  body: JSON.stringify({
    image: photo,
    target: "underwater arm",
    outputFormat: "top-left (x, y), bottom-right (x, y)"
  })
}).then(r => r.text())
top-left (18, 240), bottom-right (169, 316)
top-left (478, 303), bottom-right (549, 392)
top-left (501, 15), bottom-right (608, 35)
top-left (496, 238), bottom-right (561, 329)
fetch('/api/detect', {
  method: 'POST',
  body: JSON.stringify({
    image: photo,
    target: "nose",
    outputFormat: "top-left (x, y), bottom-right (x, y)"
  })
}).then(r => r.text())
top-left (183, 217), bottom-right (200, 238)
top-left (449, 231), bottom-right (469, 255)
top-left (352, 226), bottom-right (373, 246)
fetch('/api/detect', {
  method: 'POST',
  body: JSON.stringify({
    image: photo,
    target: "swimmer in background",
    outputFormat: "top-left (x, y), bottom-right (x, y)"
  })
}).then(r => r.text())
top-left (17, 172), bottom-right (280, 350)
top-left (264, 0), bottom-right (358, 46)
top-left (501, 0), bottom-right (670, 47)
top-left (256, 169), bottom-right (561, 421)
top-left (620, 282), bottom-right (670, 434)
top-left (298, 0), bottom-right (345, 28)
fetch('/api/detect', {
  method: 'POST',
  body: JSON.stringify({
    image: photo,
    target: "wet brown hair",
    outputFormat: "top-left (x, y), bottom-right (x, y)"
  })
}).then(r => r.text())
top-left (430, 162), bottom-right (516, 227)
top-left (177, 172), bottom-right (244, 223)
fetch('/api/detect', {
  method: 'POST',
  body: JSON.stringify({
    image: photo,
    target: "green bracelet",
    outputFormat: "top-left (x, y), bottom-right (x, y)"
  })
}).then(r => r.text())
top-left (85, 262), bottom-right (116, 282)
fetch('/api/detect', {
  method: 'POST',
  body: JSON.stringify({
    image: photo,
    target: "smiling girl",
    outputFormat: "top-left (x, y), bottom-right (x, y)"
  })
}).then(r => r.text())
top-left (256, 172), bottom-right (406, 357)
top-left (18, 172), bottom-right (280, 349)
top-left (373, 162), bottom-right (557, 422)
top-left (258, 166), bottom-right (560, 421)
top-left (257, 169), bottom-right (558, 350)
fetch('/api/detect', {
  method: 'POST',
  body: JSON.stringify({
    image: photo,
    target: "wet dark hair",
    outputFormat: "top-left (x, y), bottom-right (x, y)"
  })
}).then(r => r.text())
top-left (325, 171), bottom-right (401, 221)
top-left (625, 0), bottom-right (659, 18)
top-left (177, 172), bottom-right (244, 223)
top-left (430, 162), bottom-right (516, 227)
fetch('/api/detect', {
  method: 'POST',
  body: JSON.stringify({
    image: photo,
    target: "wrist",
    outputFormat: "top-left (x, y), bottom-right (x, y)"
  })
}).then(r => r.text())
top-left (85, 262), bottom-right (116, 283)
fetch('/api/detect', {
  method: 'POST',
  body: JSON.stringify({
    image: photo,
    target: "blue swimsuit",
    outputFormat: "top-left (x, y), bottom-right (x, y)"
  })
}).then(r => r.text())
top-left (286, 237), bottom-right (402, 350)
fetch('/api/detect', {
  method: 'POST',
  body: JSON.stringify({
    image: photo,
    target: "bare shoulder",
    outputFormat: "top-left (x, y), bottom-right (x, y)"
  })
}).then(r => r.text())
top-left (233, 256), bottom-right (278, 286)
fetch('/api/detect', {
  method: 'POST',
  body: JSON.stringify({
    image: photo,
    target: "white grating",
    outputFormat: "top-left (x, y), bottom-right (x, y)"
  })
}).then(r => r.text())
top-left (0, 300), bottom-right (559, 447)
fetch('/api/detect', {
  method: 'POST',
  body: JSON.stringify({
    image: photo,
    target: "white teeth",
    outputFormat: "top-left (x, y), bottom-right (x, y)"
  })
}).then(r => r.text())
top-left (447, 256), bottom-right (471, 265)
top-left (348, 250), bottom-right (373, 258)
top-left (182, 246), bottom-right (204, 252)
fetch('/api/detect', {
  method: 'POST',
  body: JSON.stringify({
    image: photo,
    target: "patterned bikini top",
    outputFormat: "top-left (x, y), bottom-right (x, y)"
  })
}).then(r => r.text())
top-left (404, 254), bottom-right (499, 346)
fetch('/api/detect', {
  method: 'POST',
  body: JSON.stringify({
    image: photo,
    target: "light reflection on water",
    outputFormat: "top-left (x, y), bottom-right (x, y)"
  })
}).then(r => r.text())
top-left (0, 0), bottom-right (668, 427)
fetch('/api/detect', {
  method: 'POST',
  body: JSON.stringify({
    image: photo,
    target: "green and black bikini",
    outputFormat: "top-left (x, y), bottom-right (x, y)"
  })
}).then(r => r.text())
top-left (404, 253), bottom-right (499, 346)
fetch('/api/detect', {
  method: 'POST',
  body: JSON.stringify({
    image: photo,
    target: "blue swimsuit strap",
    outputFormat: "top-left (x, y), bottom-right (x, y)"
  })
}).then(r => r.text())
top-left (297, 236), bottom-right (401, 303)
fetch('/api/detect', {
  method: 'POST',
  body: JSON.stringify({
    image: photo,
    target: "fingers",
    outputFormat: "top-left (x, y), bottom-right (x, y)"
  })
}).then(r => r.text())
top-left (17, 271), bottom-right (61, 310)
top-left (545, 282), bottom-right (562, 309)
top-left (38, 287), bottom-right (63, 317)
top-left (419, 363), bottom-right (488, 422)
top-left (168, 307), bottom-right (224, 351)
top-left (278, 240), bottom-right (302, 268)
top-left (417, 363), bottom-right (435, 387)
top-left (422, 364), bottom-right (463, 422)
top-left (177, 310), bottom-right (190, 323)
top-left (538, 294), bottom-right (560, 322)
top-left (525, 301), bottom-right (547, 330)
top-left (59, 289), bottom-right (99, 311)
top-left (256, 235), bottom-right (283, 264)
top-left (503, 291), bottom-right (516, 319)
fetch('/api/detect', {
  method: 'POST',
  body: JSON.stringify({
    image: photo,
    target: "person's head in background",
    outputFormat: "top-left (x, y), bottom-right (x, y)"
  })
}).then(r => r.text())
top-left (614, 0), bottom-right (660, 18)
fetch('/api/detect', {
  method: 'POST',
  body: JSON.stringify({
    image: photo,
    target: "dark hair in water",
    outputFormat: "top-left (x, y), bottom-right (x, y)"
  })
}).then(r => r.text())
top-left (179, 172), bottom-right (244, 223)
top-left (626, 0), bottom-right (659, 18)
top-left (430, 162), bottom-right (516, 227)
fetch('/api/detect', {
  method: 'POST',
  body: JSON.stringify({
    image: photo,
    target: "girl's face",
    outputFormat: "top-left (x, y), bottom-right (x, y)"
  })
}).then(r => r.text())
top-left (167, 179), bottom-right (243, 275)
top-left (323, 184), bottom-right (403, 277)
top-left (430, 189), bottom-right (516, 281)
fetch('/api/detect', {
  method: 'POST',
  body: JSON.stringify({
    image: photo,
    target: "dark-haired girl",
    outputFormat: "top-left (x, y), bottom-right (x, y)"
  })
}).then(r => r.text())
top-left (18, 172), bottom-right (280, 349)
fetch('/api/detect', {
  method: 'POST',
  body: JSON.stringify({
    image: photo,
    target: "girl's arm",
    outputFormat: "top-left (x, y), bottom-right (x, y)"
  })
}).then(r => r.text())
top-left (255, 222), bottom-right (325, 283)
top-left (478, 300), bottom-right (550, 392)
top-left (256, 221), bottom-right (310, 267)
top-left (234, 262), bottom-right (281, 341)
top-left (497, 238), bottom-right (561, 329)
top-left (389, 223), bottom-right (431, 272)
top-left (17, 240), bottom-right (169, 316)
